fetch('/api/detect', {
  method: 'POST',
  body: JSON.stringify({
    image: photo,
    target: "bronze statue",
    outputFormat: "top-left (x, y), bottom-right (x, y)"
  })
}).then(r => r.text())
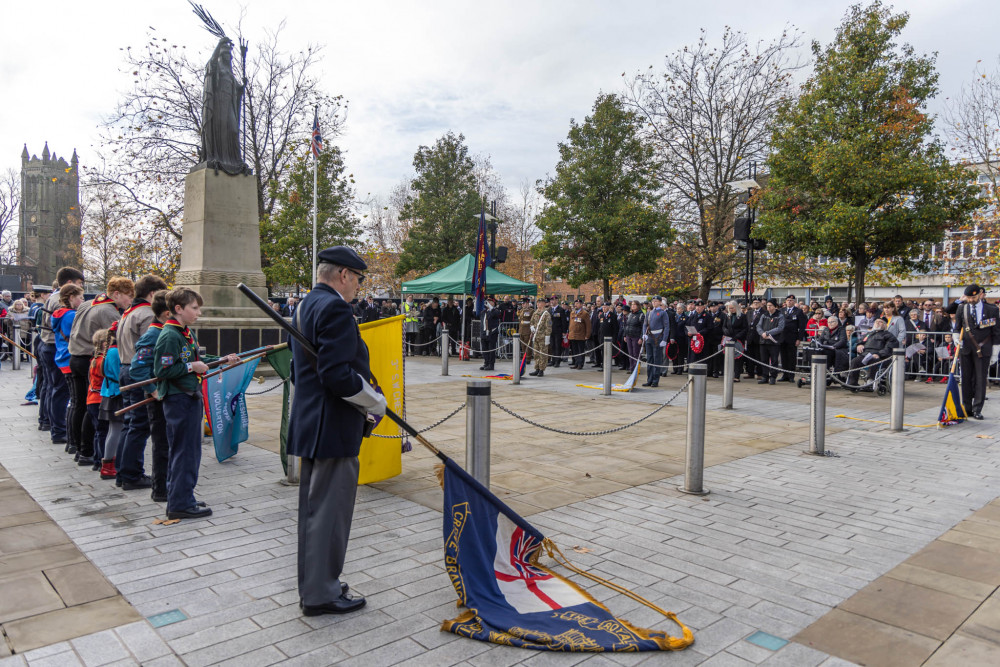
top-left (191, 3), bottom-right (249, 175)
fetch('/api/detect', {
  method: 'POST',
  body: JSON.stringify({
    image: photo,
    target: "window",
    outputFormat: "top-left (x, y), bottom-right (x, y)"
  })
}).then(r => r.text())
top-left (26, 227), bottom-right (38, 237)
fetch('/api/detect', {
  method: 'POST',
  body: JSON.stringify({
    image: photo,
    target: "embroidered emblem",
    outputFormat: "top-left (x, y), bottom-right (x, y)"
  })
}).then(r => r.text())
top-left (160, 355), bottom-right (174, 366)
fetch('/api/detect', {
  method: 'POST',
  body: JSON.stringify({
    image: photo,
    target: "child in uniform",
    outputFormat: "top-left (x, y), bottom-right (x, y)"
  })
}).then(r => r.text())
top-left (128, 291), bottom-right (171, 502)
top-left (87, 329), bottom-right (110, 473)
top-left (153, 288), bottom-right (238, 520)
top-left (99, 322), bottom-right (125, 478)
top-left (52, 284), bottom-right (84, 456)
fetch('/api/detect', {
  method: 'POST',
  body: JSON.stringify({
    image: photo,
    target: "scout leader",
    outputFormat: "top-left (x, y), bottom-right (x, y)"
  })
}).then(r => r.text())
top-left (153, 288), bottom-right (238, 520)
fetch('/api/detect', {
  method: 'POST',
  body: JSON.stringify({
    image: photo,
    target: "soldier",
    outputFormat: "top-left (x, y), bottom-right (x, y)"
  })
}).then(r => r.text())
top-left (528, 303), bottom-right (552, 377)
top-left (517, 298), bottom-right (534, 366)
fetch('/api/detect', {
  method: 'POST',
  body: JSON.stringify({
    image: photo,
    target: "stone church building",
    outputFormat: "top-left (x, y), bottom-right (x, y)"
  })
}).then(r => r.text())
top-left (17, 142), bottom-right (82, 288)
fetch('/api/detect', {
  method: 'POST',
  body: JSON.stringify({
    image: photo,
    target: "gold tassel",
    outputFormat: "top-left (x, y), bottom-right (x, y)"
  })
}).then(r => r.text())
top-left (434, 463), bottom-right (446, 489)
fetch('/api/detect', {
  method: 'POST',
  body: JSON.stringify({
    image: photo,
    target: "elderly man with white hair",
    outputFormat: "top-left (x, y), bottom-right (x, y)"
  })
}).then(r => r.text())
top-left (845, 318), bottom-right (899, 390)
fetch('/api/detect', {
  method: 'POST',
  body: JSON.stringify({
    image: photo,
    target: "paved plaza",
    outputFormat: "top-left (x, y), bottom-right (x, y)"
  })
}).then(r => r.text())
top-left (2, 355), bottom-right (1000, 665)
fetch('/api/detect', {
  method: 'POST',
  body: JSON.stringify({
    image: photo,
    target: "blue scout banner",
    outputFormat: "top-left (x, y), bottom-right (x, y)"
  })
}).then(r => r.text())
top-left (202, 357), bottom-right (261, 462)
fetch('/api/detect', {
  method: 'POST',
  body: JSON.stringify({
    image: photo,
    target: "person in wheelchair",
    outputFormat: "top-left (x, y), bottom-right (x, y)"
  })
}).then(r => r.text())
top-left (846, 319), bottom-right (898, 391)
top-left (803, 316), bottom-right (850, 385)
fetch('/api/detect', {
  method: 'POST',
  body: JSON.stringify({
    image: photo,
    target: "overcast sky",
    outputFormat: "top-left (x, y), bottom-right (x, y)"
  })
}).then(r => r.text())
top-left (1, 0), bottom-right (995, 201)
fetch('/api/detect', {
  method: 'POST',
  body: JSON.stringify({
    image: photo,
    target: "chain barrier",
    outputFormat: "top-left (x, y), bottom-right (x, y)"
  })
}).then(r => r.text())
top-left (406, 335), bottom-right (444, 347)
top-left (610, 342), bottom-right (725, 371)
top-left (245, 378), bottom-right (288, 396)
top-left (490, 378), bottom-right (692, 436)
top-left (370, 403), bottom-right (466, 438)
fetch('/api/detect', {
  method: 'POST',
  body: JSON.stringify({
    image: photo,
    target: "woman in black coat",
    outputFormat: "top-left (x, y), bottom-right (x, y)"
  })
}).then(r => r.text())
top-left (721, 301), bottom-right (749, 380)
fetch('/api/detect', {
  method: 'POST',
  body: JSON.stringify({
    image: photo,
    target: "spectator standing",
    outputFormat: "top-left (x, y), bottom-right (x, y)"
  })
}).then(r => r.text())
top-left (780, 295), bottom-right (807, 382)
top-left (756, 299), bottom-right (785, 385)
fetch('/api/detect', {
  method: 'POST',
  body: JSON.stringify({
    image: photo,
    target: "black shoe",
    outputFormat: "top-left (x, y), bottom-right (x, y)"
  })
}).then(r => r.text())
top-left (535, 370), bottom-right (544, 377)
top-left (479, 365), bottom-right (487, 370)
top-left (769, 378), bottom-right (776, 385)
top-left (40, 424), bottom-right (51, 431)
top-left (757, 379), bottom-right (768, 384)
top-left (122, 475), bottom-right (153, 490)
top-left (166, 506), bottom-right (213, 520)
top-left (151, 491), bottom-right (167, 502)
top-left (973, 412), bottom-right (985, 420)
top-left (92, 460), bottom-right (101, 471)
top-left (301, 592), bottom-right (366, 616)
top-left (74, 452), bottom-right (81, 462)
top-left (77, 456), bottom-right (95, 467)
top-left (642, 382), bottom-right (652, 387)
top-left (67, 445), bottom-right (77, 455)
top-left (528, 370), bottom-right (540, 376)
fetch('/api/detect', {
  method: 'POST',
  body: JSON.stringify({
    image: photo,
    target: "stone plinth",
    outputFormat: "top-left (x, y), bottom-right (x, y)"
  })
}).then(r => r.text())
top-left (175, 167), bottom-right (267, 318)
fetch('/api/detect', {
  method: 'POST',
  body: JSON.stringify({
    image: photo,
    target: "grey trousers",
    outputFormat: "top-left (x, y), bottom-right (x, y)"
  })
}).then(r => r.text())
top-left (297, 456), bottom-right (360, 606)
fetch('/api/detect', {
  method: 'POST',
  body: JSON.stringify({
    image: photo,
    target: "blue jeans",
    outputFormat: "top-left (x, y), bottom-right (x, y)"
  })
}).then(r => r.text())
top-left (163, 393), bottom-right (204, 512)
top-left (87, 404), bottom-right (109, 460)
top-left (645, 338), bottom-right (664, 384)
top-left (39, 343), bottom-right (67, 440)
top-left (117, 366), bottom-right (150, 484)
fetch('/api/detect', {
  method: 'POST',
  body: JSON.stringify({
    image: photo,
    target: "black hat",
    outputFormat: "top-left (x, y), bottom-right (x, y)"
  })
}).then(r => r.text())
top-left (768, 298), bottom-right (779, 307)
top-left (694, 299), bottom-right (704, 306)
top-left (965, 284), bottom-right (983, 297)
top-left (317, 245), bottom-right (367, 271)
top-left (824, 295), bottom-right (834, 302)
top-left (653, 295), bottom-right (663, 301)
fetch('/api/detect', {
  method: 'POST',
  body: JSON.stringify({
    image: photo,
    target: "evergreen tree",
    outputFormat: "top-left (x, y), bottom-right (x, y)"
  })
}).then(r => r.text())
top-left (535, 93), bottom-right (672, 300)
top-left (756, 1), bottom-right (982, 304)
top-left (260, 145), bottom-right (357, 290)
top-left (395, 132), bottom-right (482, 276)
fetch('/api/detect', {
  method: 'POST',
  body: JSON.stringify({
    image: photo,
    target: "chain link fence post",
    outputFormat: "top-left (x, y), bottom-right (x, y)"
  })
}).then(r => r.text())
top-left (603, 337), bottom-right (612, 396)
top-left (891, 348), bottom-right (906, 431)
top-left (722, 340), bottom-right (735, 409)
top-left (512, 335), bottom-right (521, 385)
top-left (441, 331), bottom-right (449, 376)
top-left (807, 356), bottom-right (827, 456)
top-left (679, 363), bottom-right (709, 496)
top-left (466, 380), bottom-right (491, 488)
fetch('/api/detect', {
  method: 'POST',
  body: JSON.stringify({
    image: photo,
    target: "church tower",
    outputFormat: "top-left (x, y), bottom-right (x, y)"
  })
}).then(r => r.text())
top-left (19, 143), bottom-right (82, 286)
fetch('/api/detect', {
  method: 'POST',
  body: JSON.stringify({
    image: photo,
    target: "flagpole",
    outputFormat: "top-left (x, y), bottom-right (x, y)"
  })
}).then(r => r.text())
top-left (312, 113), bottom-right (318, 287)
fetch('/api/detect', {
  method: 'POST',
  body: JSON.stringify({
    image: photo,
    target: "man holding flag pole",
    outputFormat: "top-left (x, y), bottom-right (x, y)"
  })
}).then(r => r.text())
top-left (945, 284), bottom-right (1000, 420)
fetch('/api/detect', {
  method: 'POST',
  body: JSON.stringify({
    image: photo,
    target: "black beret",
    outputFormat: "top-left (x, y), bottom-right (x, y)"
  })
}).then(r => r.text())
top-left (652, 295), bottom-right (663, 301)
top-left (317, 245), bottom-right (367, 271)
top-left (965, 284), bottom-right (983, 296)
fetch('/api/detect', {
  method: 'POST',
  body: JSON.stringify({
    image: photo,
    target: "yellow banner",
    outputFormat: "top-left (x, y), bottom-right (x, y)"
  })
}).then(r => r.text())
top-left (358, 314), bottom-right (405, 484)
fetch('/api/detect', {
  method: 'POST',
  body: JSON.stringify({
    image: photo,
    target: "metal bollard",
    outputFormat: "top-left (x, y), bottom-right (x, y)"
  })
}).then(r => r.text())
top-left (807, 356), bottom-right (827, 455)
top-left (890, 348), bottom-right (906, 431)
top-left (466, 380), bottom-right (491, 488)
top-left (603, 337), bottom-right (612, 396)
top-left (722, 340), bottom-right (735, 409)
top-left (512, 335), bottom-right (521, 385)
top-left (11, 334), bottom-right (21, 371)
top-left (441, 331), bottom-right (449, 376)
top-left (679, 363), bottom-right (709, 495)
top-left (285, 382), bottom-right (300, 485)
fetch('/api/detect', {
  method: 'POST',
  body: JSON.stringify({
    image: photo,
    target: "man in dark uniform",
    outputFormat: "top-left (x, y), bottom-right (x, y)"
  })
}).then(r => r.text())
top-left (548, 297), bottom-right (565, 367)
top-left (945, 284), bottom-right (1000, 419)
top-left (706, 302), bottom-right (725, 378)
top-left (687, 300), bottom-right (714, 365)
top-left (780, 295), bottom-right (807, 382)
top-left (480, 296), bottom-right (501, 371)
top-left (288, 246), bottom-right (385, 616)
top-left (745, 299), bottom-right (764, 380)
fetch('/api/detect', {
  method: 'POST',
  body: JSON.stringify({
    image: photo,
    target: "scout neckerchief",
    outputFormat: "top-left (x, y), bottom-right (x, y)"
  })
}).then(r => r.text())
top-left (149, 321), bottom-right (164, 331)
top-left (164, 318), bottom-right (199, 361)
top-left (92, 293), bottom-right (115, 307)
top-left (121, 301), bottom-right (150, 320)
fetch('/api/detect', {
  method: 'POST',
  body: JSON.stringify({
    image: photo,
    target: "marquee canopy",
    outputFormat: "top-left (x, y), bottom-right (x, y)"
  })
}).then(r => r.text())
top-left (400, 254), bottom-right (538, 296)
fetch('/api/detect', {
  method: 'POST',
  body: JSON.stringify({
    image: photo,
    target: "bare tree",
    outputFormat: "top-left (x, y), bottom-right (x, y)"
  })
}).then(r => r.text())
top-left (622, 27), bottom-right (802, 299)
top-left (944, 58), bottom-right (1000, 188)
top-left (0, 169), bottom-right (19, 267)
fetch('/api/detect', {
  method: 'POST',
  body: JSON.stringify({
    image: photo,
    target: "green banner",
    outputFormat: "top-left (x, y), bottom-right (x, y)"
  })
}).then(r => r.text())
top-left (266, 347), bottom-right (293, 474)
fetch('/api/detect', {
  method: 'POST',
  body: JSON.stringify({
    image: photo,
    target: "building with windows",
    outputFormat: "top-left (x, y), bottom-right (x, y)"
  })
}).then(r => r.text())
top-left (17, 143), bottom-right (82, 287)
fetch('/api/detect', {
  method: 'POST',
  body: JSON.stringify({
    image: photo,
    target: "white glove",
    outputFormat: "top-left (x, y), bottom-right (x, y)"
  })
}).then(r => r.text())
top-left (343, 374), bottom-right (387, 417)
top-left (544, 336), bottom-right (550, 345)
top-left (992, 347), bottom-right (999, 365)
top-left (642, 334), bottom-right (648, 341)
top-left (659, 340), bottom-right (667, 348)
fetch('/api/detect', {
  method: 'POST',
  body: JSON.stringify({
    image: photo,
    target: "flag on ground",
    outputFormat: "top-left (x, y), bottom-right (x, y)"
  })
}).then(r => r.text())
top-left (472, 205), bottom-right (490, 316)
top-left (311, 107), bottom-right (323, 158)
top-left (202, 357), bottom-right (261, 462)
top-left (939, 371), bottom-right (967, 425)
top-left (440, 457), bottom-right (692, 652)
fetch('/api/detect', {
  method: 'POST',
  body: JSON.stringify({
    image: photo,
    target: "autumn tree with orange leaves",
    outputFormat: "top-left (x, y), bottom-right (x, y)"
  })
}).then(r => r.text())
top-left (757, 1), bottom-right (981, 305)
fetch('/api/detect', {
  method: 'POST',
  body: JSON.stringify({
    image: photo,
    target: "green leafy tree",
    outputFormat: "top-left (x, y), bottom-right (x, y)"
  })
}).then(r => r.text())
top-left (395, 132), bottom-right (482, 276)
top-left (535, 93), bottom-right (673, 300)
top-left (756, 1), bottom-right (982, 304)
top-left (260, 145), bottom-right (357, 290)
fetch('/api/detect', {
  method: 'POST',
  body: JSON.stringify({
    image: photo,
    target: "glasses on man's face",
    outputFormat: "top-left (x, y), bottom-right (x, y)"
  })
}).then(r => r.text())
top-left (346, 268), bottom-right (365, 285)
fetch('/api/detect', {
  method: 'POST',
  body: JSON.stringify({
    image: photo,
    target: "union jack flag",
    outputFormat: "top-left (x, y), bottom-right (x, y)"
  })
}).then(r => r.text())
top-left (311, 107), bottom-right (323, 158)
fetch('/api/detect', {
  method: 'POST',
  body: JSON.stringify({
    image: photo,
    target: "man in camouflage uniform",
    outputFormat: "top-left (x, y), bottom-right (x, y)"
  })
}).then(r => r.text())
top-left (518, 299), bottom-right (534, 366)
top-left (528, 305), bottom-right (552, 377)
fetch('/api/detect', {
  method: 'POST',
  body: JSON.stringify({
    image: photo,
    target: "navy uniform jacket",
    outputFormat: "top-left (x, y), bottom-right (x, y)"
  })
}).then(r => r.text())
top-left (945, 300), bottom-right (1000, 356)
top-left (288, 283), bottom-right (371, 459)
top-left (482, 308), bottom-right (501, 340)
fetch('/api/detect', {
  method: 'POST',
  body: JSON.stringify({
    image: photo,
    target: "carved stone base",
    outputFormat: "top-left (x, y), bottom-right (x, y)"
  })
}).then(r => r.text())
top-left (177, 167), bottom-right (269, 318)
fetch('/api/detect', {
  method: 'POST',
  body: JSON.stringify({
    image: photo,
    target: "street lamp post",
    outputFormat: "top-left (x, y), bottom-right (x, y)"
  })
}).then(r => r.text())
top-left (727, 163), bottom-right (761, 305)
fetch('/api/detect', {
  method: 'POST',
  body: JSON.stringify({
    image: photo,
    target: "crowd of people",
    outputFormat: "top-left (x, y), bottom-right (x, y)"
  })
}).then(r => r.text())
top-left (8, 267), bottom-right (238, 521)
